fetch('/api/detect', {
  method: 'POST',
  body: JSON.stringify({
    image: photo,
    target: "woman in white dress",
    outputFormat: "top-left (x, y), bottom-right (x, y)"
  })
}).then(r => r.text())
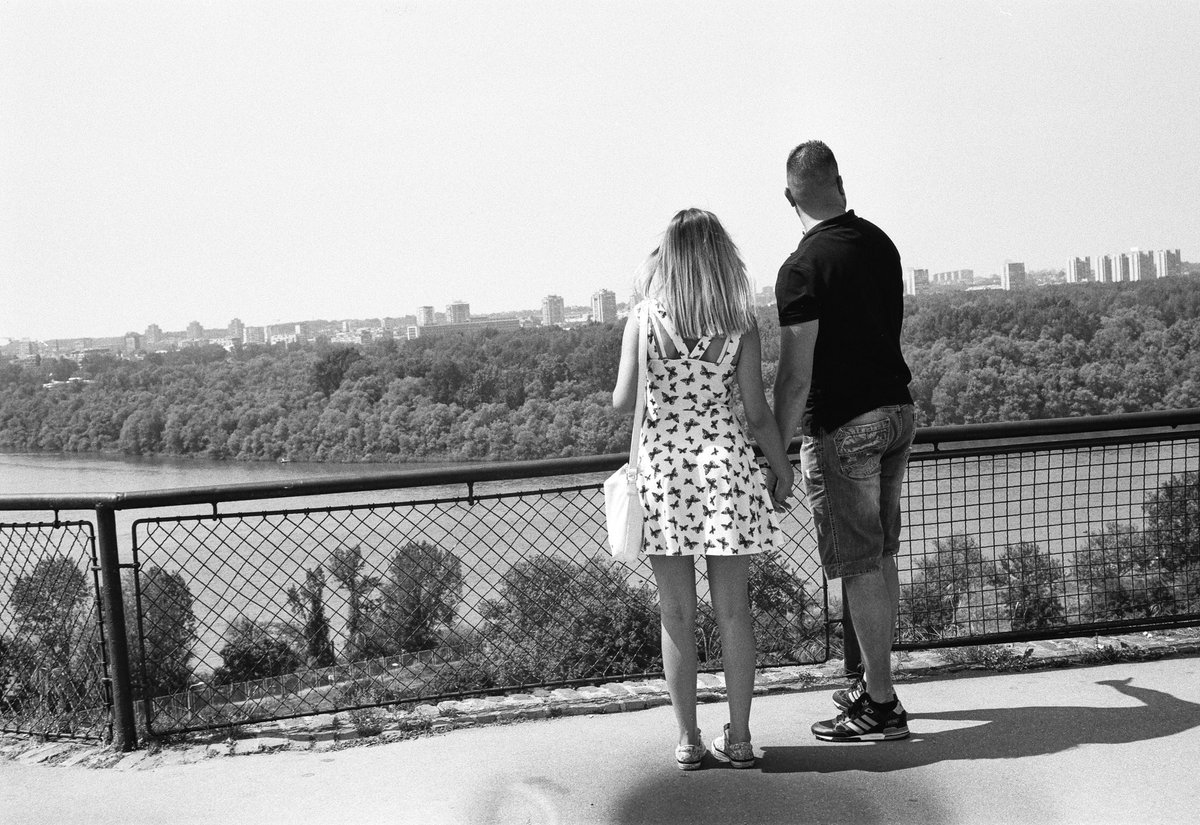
top-left (612, 208), bottom-right (794, 769)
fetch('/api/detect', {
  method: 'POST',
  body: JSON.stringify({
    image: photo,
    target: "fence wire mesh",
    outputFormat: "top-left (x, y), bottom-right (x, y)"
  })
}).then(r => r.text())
top-left (132, 481), bottom-right (825, 735)
top-left (899, 434), bottom-right (1200, 645)
top-left (7, 422), bottom-right (1197, 739)
top-left (0, 521), bottom-right (110, 741)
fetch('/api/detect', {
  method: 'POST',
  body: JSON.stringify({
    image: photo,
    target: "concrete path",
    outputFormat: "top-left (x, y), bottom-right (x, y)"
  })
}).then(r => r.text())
top-left (3, 655), bottom-right (1199, 825)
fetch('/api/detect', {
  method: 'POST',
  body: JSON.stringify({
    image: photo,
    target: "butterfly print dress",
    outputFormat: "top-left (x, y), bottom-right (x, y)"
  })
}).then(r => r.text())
top-left (636, 300), bottom-right (780, 557)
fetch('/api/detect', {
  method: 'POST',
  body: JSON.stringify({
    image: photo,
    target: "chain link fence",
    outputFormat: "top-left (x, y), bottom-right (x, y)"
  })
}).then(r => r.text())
top-left (3, 411), bottom-right (1200, 742)
top-left (131, 481), bottom-right (825, 735)
top-left (0, 521), bottom-right (111, 741)
top-left (899, 433), bottom-right (1200, 645)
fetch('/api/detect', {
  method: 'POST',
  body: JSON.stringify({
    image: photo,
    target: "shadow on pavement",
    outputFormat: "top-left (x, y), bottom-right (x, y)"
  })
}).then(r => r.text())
top-left (609, 678), bottom-right (1198, 825)
top-left (759, 678), bottom-right (1200, 774)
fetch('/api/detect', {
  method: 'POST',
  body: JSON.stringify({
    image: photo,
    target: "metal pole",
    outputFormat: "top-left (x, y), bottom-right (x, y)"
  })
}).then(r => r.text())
top-left (95, 506), bottom-right (138, 751)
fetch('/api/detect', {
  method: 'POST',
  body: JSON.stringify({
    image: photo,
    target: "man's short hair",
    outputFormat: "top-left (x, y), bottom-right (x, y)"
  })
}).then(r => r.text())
top-left (786, 140), bottom-right (839, 195)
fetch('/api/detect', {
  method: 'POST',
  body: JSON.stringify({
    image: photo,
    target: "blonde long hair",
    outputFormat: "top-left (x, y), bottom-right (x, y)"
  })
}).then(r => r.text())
top-left (637, 208), bottom-right (756, 339)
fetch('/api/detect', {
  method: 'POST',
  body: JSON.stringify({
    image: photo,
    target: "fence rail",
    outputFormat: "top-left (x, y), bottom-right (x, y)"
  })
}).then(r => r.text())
top-left (2, 408), bottom-right (1199, 748)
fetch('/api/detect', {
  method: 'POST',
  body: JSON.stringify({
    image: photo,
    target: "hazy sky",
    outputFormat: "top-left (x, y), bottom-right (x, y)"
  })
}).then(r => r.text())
top-left (3, 1), bottom-right (1198, 340)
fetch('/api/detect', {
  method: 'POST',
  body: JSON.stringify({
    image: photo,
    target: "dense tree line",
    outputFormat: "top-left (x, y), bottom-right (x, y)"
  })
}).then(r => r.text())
top-left (2, 277), bottom-right (1199, 464)
top-left (901, 471), bottom-right (1200, 640)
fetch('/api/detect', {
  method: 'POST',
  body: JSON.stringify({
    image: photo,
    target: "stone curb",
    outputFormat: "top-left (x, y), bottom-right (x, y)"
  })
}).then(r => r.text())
top-left (3, 629), bottom-right (1197, 770)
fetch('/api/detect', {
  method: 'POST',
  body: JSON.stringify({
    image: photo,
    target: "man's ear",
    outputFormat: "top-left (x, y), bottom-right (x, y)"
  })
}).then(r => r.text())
top-left (784, 187), bottom-right (796, 207)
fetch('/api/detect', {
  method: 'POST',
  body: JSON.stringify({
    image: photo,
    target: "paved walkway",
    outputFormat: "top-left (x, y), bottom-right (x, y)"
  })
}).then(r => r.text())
top-left (4, 646), bottom-right (1200, 825)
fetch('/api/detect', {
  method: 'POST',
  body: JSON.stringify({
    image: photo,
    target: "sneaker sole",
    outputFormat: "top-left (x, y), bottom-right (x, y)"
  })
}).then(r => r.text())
top-left (676, 758), bottom-right (704, 771)
top-left (813, 726), bottom-right (909, 743)
top-left (711, 745), bottom-right (755, 768)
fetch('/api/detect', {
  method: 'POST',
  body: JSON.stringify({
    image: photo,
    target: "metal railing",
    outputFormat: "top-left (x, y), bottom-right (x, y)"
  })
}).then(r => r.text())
top-left (2, 408), bottom-right (1198, 749)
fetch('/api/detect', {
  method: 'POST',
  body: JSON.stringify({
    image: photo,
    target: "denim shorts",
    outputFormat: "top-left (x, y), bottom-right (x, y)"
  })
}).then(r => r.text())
top-left (800, 404), bottom-right (915, 580)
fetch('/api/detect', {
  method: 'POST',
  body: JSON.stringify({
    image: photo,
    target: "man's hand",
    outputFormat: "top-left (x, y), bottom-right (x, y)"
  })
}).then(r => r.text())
top-left (764, 464), bottom-right (795, 511)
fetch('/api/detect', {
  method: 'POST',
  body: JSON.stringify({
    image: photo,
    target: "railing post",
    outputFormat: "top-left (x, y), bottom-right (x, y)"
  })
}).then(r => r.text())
top-left (95, 505), bottom-right (138, 751)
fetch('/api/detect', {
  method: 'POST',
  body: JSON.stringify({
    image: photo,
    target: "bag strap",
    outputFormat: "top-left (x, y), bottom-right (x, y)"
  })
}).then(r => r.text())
top-left (628, 303), bottom-right (648, 467)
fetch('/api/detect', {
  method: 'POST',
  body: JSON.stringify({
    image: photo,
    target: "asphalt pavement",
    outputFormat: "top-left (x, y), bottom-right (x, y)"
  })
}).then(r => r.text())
top-left (3, 654), bottom-right (1199, 825)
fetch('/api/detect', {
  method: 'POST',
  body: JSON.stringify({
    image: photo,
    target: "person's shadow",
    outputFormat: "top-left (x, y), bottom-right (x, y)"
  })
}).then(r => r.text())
top-left (611, 679), bottom-right (1200, 825)
top-left (759, 678), bottom-right (1200, 774)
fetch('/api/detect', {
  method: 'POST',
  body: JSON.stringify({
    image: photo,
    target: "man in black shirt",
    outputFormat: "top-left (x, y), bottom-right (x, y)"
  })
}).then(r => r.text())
top-left (772, 141), bottom-right (915, 742)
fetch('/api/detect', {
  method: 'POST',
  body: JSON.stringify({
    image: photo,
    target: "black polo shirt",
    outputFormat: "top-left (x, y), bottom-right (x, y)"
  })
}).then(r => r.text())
top-left (775, 210), bottom-right (912, 435)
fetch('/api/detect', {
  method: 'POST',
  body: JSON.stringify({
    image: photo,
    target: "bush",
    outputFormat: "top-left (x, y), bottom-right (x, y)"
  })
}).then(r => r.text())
top-left (212, 618), bottom-right (301, 685)
top-left (697, 554), bottom-right (822, 665)
top-left (123, 565), bottom-right (198, 698)
top-left (1076, 522), bottom-right (1179, 621)
top-left (372, 541), bottom-right (464, 655)
top-left (901, 534), bottom-right (992, 639)
top-left (1143, 471), bottom-right (1200, 573)
top-left (990, 542), bottom-right (1065, 630)
top-left (465, 554), bottom-right (661, 688)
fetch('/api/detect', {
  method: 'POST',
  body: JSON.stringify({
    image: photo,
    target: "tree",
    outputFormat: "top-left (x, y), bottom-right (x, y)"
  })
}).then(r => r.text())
top-left (327, 545), bottom-right (381, 661)
top-left (284, 566), bottom-right (336, 669)
top-left (1076, 521), bottom-right (1179, 621)
top-left (1143, 471), bottom-right (1200, 573)
top-left (697, 554), bottom-right (821, 664)
top-left (901, 534), bottom-right (989, 639)
top-left (467, 554), bottom-right (660, 687)
top-left (8, 554), bottom-right (100, 713)
top-left (123, 565), bottom-right (198, 697)
top-left (212, 618), bottom-right (301, 685)
top-left (991, 542), bottom-right (1065, 630)
top-left (311, 347), bottom-right (362, 399)
top-left (374, 541), bottom-right (464, 654)
top-left (10, 555), bottom-right (93, 675)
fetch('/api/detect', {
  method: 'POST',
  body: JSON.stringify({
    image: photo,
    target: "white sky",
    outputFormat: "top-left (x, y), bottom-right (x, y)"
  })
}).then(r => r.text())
top-left (2, 0), bottom-right (1198, 340)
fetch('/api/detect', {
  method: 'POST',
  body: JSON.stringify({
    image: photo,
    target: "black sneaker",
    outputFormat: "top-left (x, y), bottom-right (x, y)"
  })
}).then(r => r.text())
top-left (812, 692), bottom-right (909, 742)
top-left (832, 678), bottom-right (866, 711)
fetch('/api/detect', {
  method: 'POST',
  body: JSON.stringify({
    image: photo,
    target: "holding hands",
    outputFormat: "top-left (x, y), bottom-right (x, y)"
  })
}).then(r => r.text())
top-left (764, 464), bottom-right (794, 511)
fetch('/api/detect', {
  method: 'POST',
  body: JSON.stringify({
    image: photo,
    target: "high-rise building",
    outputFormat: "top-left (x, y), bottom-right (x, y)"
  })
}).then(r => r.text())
top-left (446, 301), bottom-right (470, 324)
top-left (1129, 248), bottom-right (1156, 281)
top-left (1094, 254), bottom-right (1114, 283)
top-left (541, 294), bottom-right (565, 326)
top-left (144, 323), bottom-right (163, 347)
top-left (244, 326), bottom-right (266, 345)
top-left (187, 320), bottom-right (204, 340)
top-left (1001, 261), bottom-right (1027, 290)
top-left (417, 306), bottom-right (436, 327)
top-left (123, 332), bottom-right (142, 354)
top-left (591, 289), bottom-right (618, 323)
top-left (229, 318), bottom-right (245, 340)
top-left (1116, 252), bottom-right (1131, 282)
top-left (1154, 249), bottom-right (1182, 279)
top-left (904, 268), bottom-right (929, 296)
top-left (1067, 257), bottom-right (1092, 283)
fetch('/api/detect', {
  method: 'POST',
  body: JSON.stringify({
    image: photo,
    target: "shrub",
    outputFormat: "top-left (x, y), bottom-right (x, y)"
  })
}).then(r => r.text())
top-left (697, 553), bottom-right (822, 665)
top-left (1143, 471), bottom-right (1200, 573)
top-left (1075, 521), bottom-right (1179, 621)
top-left (284, 566), bottom-right (337, 669)
top-left (991, 542), bottom-right (1066, 630)
top-left (212, 618), bottom-right (301, 685)
top-left (372, 541), bottom-right (464, 655)
top-left (901, 534), bottom-right (991, 639)
top-left (466, 554), bottom-right (661, 688)
top-left (123, 565), bottom-right (199, 698)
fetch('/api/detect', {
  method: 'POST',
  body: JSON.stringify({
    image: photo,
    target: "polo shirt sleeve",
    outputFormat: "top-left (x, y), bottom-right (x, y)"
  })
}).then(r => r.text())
top-left (775, 259), bottom-right (821, 327)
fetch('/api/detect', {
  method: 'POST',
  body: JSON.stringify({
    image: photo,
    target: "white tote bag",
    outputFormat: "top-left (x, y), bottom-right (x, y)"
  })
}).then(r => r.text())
top-left (604, 305), bottom-right (648, 563)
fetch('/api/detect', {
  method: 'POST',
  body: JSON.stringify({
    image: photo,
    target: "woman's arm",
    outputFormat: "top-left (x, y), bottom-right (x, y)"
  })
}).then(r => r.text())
top-left (735, 323), bottom-right (795, 508)
top-left (611, 308), bottom-right (642, 412)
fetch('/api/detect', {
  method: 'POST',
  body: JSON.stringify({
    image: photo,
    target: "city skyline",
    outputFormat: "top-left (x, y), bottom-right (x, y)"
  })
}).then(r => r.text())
top-left (4, 2), bottom-right (1200, 339)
